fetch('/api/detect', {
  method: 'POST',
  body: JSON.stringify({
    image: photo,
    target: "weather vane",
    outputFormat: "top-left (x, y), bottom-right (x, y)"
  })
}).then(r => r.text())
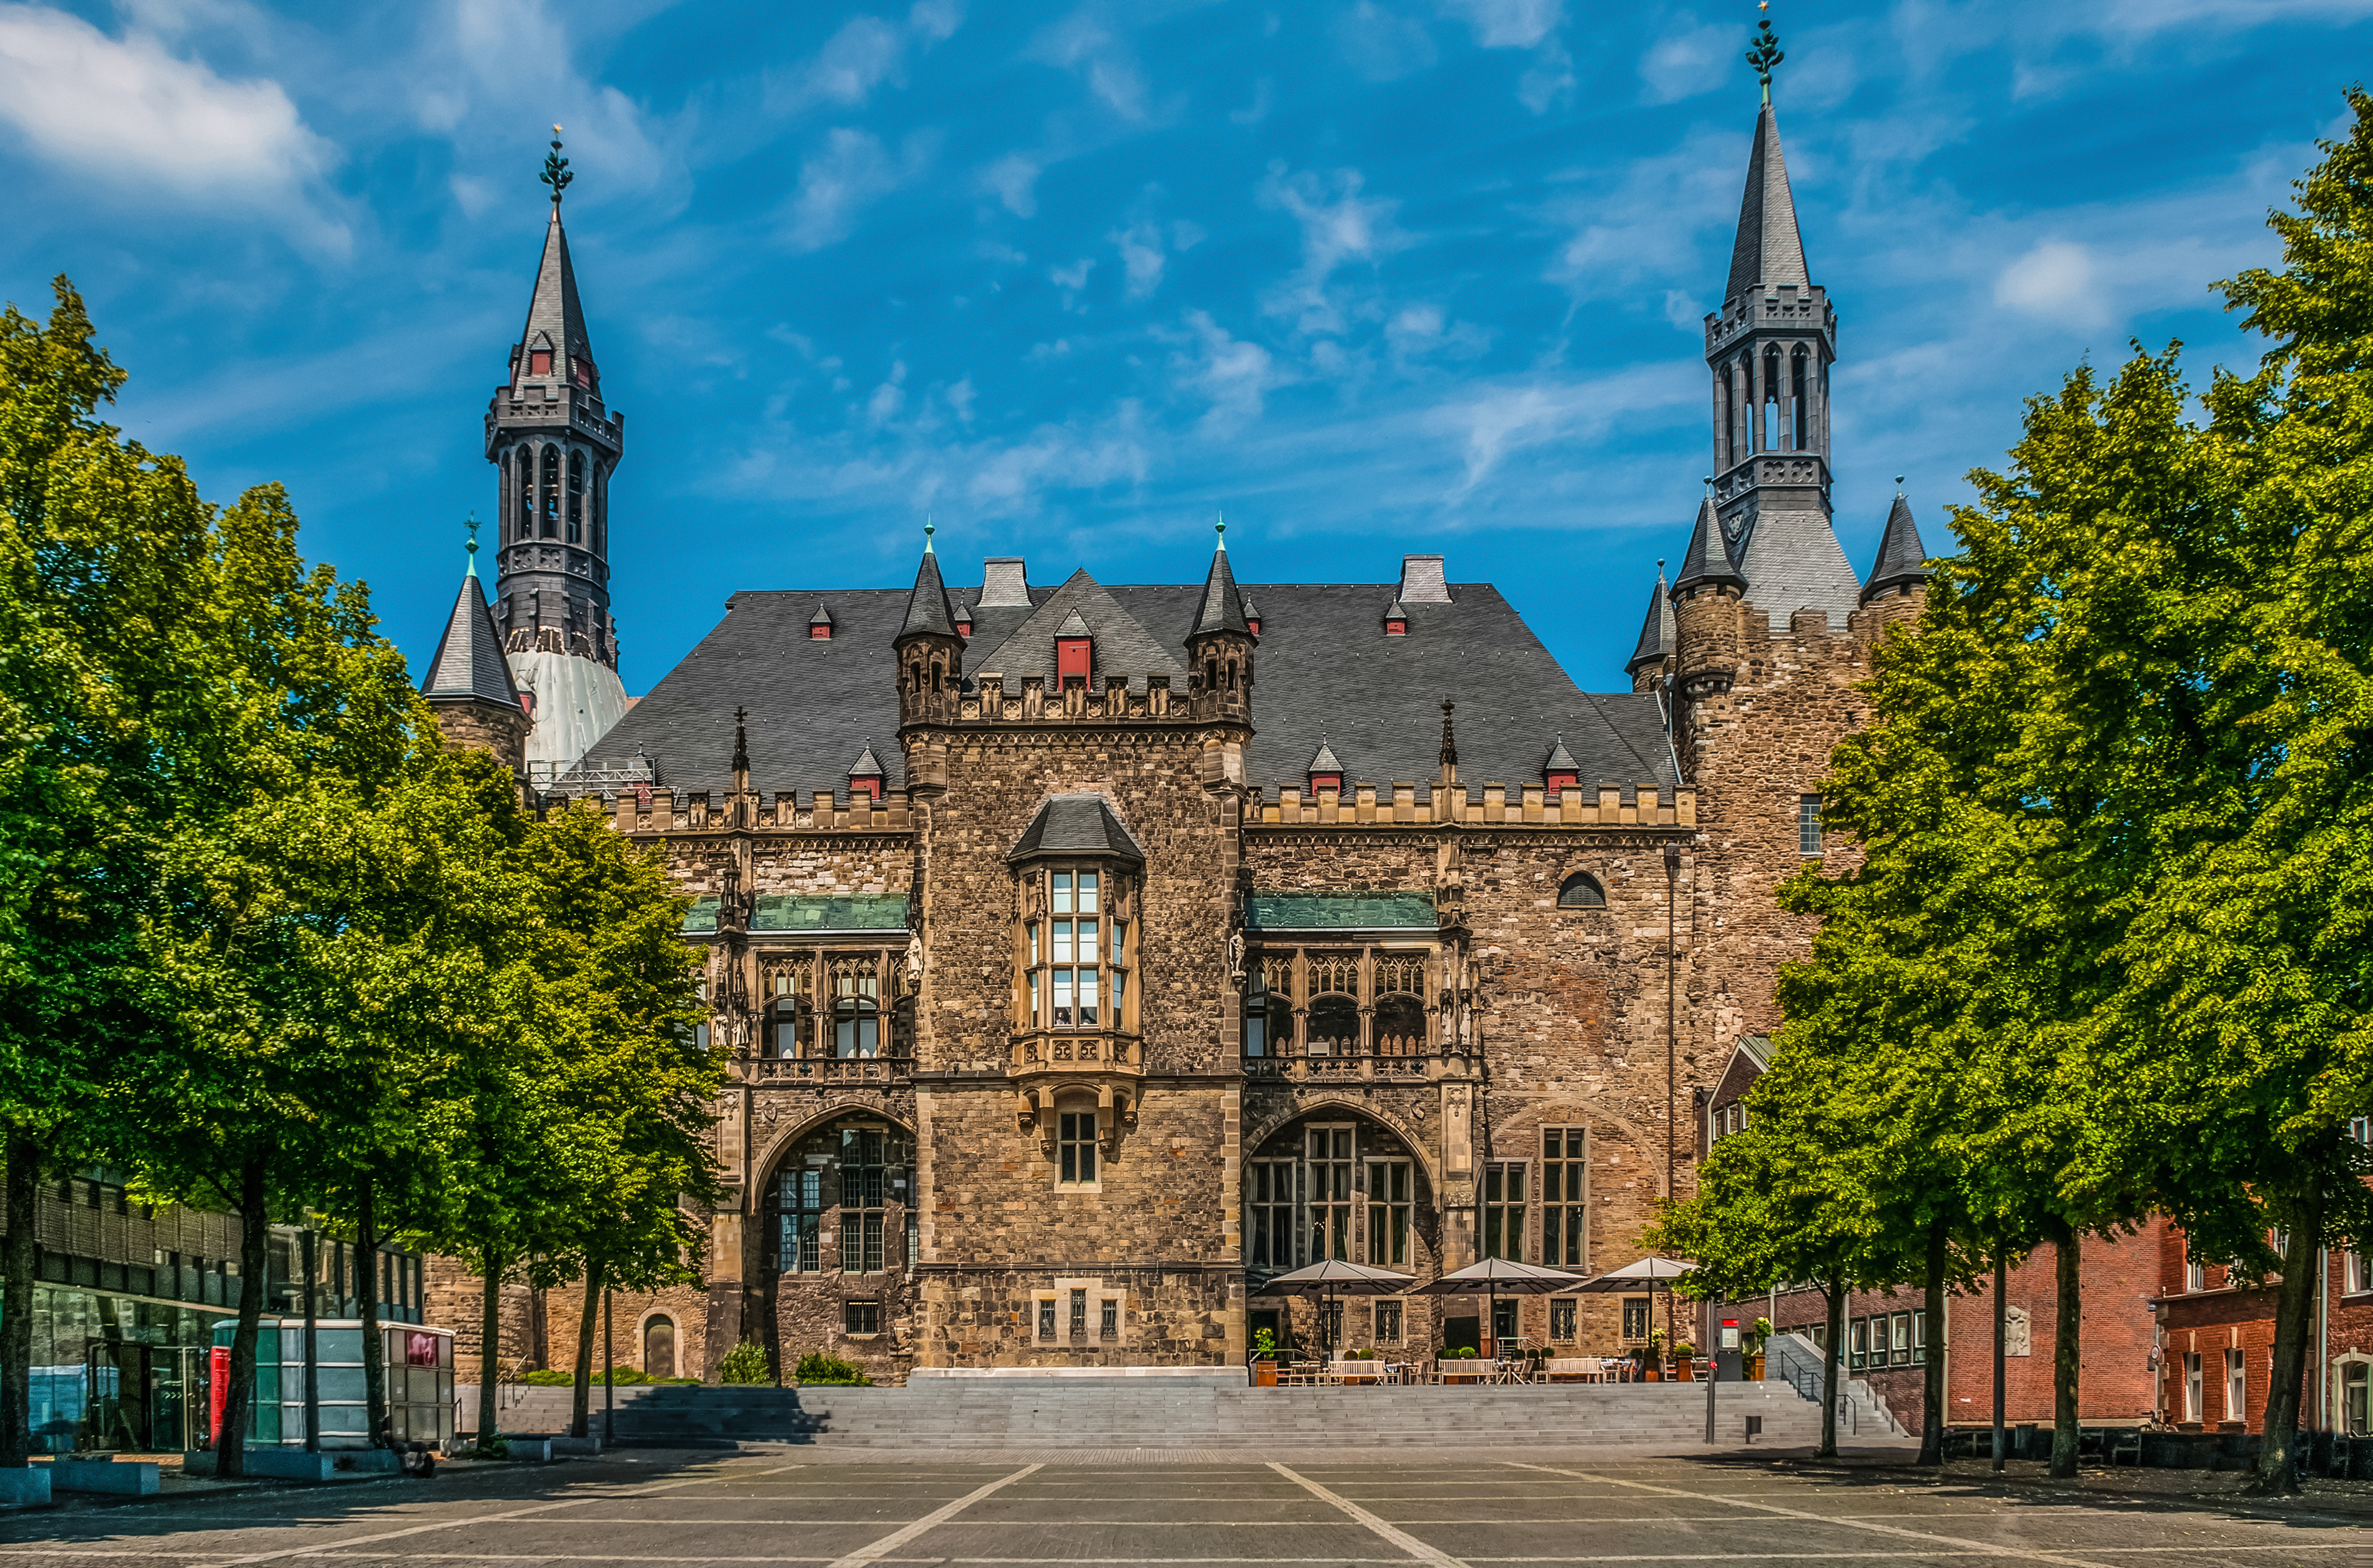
top-left (1747, 4), bottom-right (1783, 104)
top-left (464, 511), bottom-right (481, 576)
top-left (541, 124), bottom-right (573, 206)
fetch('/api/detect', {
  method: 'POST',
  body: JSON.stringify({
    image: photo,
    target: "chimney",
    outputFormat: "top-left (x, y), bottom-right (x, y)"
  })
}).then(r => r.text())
top-left (1398, 555), bottom-right (1452, 603)
top-left (980, 557), bottom-right (1031, 607)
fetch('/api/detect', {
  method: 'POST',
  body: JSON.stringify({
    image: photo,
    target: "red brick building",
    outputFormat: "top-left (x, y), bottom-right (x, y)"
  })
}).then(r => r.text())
top-left (2154, 1211), bottom-right (2373, 1437)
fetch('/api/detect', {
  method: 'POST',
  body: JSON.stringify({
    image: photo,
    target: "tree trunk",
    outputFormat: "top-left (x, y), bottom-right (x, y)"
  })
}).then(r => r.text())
top-left (475, 1243), bottom-right (503, 1448)
top-left (0, 1132), bottom-right (41, 1469)
top-left (2050, 1221), bottom-right (2080, 1479)
top-left (300, 1229), bottom-right (320, 1452)
top-left (1918, 1220), bottom-right (1947, 1466)
top-left (1992, 1251), bottom-right (2007, 1471)
top-left (215, 1157), bottom-right (270, 1480)
top-left (2250, 1190), bottom-right (2327, 1497)
top-left (1820, 1277), bottom-right (1845, 1459)
top-left (357, 1175), bottom-right (387, 1446)
top-left (570, 1260), bottom-right (603, 1441)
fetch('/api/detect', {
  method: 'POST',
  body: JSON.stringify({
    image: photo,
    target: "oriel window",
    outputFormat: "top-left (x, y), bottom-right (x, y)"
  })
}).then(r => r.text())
top-left (1022, 865), bottom-right (1128, 1035)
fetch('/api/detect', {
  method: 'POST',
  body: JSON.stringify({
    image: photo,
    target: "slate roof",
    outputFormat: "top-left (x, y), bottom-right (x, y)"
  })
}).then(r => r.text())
top-left (518, 209), bottom-right (594, 383)
top-left (1545, 736), bottom-right (1578, 773)
top-left (1009, 794), bottom-right (1148, 864)
top-left (1862, 491), bottom-right (1930, 601)
top-left (1246, 892), bottom-right (1438, 931)
top-left (1626, 568), bottom-right (1674, 673)
top-left (421, 573), bottom-right (521, 708)
top-left (897, 545), bottom-right (959, 641)
top-left (973, 569), bottom-right (1187, 692)
top-left (1725, 102), bottom-right (1810, 303)
top-left (1672, 498), bottom-right (1746, 596)
top-left (1307, 739), bottom-right (1344, 776)
top-left (1192, 540), bottom-right (1251, 636)
top-left (588, 573), bottom-right (1680, 801)
top-left (1736, 506), bottom-right (1863, 628)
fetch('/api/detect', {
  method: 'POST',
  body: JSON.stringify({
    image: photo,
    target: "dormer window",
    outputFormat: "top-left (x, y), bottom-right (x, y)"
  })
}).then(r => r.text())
top-left (1543, 735), bottom-right (1579, 797)
top-left (1306, 739), bottom-right (1344, 797)
top-left (1383, 599), bottom-right (1408, 636)
top-left (810, 603), bottom-right (834, 641)
top-left (848, 745), bottom-right (884, 803)
top-left (529, 348), bottom-right (552, 377)
top-left (1055, 609), bottom-right (1092, 688)
top-left (1240, 591), bottom-right (1261, 637)
top-left (954, 603), bottom-right (972, 640)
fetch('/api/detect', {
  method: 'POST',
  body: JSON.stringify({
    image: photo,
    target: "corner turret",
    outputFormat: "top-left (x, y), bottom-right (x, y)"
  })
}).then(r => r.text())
top-left (895, 523), bottom-right (965, 730)
top-left (422, 521), bottom-right (531, 777)
top-left (1185, 518), bottom-right (1255, 723)
top-left (1860, 480), bottom-right (1929, 636)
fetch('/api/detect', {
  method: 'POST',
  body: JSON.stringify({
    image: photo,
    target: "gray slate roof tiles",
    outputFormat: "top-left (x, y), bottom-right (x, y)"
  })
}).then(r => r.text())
top-left (1737, 506), bottom-right (1863, 629)
top-left (1725, 102), bottom-right (1810, 302)
top-left (422, 573), bottom-right (521, 707)
top-left (588, 574), bottom-right (1679, 801)
top-left (1862, 491), bottom-right (1930, 600)
top-left (1009, 794), bottom-right (1148, 864)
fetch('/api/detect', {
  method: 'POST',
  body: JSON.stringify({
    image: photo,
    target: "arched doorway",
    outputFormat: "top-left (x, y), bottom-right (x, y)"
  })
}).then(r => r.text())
top-left (1243, 1113), bottom-right (1434, 1357)
top-left (643, 1315), bottom-right (676, 1379)
top-left (757, 1113), bottom-right (919, 1368)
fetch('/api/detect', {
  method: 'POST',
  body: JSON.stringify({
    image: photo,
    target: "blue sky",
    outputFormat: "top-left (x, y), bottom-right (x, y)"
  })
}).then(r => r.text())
top-left (1, 0), bottom-right (2362, 696)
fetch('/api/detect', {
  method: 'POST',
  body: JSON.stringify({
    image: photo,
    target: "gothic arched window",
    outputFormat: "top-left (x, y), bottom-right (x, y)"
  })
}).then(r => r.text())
top-left (1557, 872), bottom-right (1607, 908)
top-left (566, 450), bottom-right (585, 544)
top-left (515, 450), bottom-right (533, 541)
top-left (1762, 348), bottom-right (1782, 452)
top-left (1791, 348), bottom-right (1809, 451)
top-left (1718, 367), bottom-right (1735, 468)
top-left (539, 446), bottom-right (560, 538)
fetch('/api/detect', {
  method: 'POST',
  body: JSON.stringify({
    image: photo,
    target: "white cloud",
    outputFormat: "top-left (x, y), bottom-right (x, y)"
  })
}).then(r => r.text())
top-left (984, 152), bottom-right (1039, 217)
top-left (1431, 364), bottom-right (1694, 495)
top-left (1115, 220), bottom-right (1165, 298)
top-left (768, 15), bottom-right (906, 112)
top-left (424, 0), bottom-right (670, 202)
top-left (1541, 127), bottom-right (1745, 298)
top-left (1050, 257), bottom-right (1095, 291)
top-left (1439, 0), bottom-right (1559, 49)
top-left (867, 360), bottom-right (908, 425)
top-left (1173, 310), bottom-right (1281, 433)
top-left (1030, 9), bottom-right (1151, 120)
top-left (1335, 2), bottom-right (1436, 82)
top-left (1258, 162), bottom-right (1410, 335)
top-left (1993, 239), bottom-right (2104, 328)
top-left (1517, 36), bottom-right (1573, 113)
top-left (0, 2), bottom-right (342, 247)
top-left (783, 127), bottom-right (910, 254)
top-left (908, 0), bottom-right (964, 43)
top-left (1639, 15), bottom-right (1729, 105)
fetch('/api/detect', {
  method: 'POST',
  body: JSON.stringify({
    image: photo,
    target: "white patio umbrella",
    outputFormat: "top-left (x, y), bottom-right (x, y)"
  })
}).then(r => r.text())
top-left (1577, 1255), bottom-right (1699, 1353)
top-left (1261, 1258), bottom-right (1416, 1361)
top-left (1414, 1257), bottom-right (1589, 1355)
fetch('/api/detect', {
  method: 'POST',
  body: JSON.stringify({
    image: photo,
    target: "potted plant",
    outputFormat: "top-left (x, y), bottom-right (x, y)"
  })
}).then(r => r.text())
top-left (1251, 1327), bottom-right (1278, 1388)
top-left (1744, 1318), bottom-right (1772, 1381)
top-left (1674, 1340), bottom-right (1697, 1381)
top-left (1641, 1328), bottom-right (1667, 1381)
top-left (1444, 1345), bottom-right (1485, 1384)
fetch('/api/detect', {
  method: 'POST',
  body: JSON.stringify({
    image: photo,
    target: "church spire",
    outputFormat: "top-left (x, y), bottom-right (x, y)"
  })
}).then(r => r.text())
top-left (897, 523), bottom-right (960, 643)
top-left (1724, 100), bottom-right (1809, 303)
top-left (1191, 516), bottom-right (1251, 638)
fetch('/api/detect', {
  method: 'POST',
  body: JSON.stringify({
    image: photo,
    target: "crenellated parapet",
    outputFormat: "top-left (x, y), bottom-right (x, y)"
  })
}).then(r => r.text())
top-left (1248, 781), bottom-right (1693, 829)
top-left (613, 786), bottom-right (918, 837)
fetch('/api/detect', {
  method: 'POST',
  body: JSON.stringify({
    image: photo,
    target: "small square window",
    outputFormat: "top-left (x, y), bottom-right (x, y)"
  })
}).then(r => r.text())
top-left (1798, 794), bottom-right (1823, 857)
top-left (1375, 1299), bottom-right (1403, 1344)
top-left (843, 1301), bottom-right (881, 1335)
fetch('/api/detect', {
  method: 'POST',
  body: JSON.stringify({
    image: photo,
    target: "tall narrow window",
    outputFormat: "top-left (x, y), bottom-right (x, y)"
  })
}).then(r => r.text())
top-left (2345, 1363), bottom-right (2369, 1436)
top-left (1541, 1128), bottom-right (1586, 1270)
top-left (1623, 1298), bottom-right (1651, 1340)
top-left (1247, 1157), bottom-right (1296, 1269)
top-left (1791, 350), bottom-right (1809, 450)
top-left (779, 1163), bottom-right (820, 1273)
top-left (2224, 1348), bottom-right (2246, 1420)
top-left (1798, 794), bottom-right (1823, 857)
top-left (1719, 369), bottom-right (1735, 468)
top-left (1483, 1161), bottom-right (1526, 1261)
top-left (1100, 1297), bottom-right (1118, 1339)
top-left (2185, 1241), bottom-right (2205, 1293)
top-left (839, 1127), bottom-right (886, 1273)
top-left (566, 451), bottom-right (585, 543)
top-left (1038, 1299), bottom-right (1057, 1340)
top-left (2183, 1353), bottom-right (2203, 1422)
top-left (1069, 1288), bottom-right (1088, 1341)
top-left (1764, 349), bottom-right (1782, 452)
top-left (1057, 1111), bottom-right (1097, 1186)
top-left (1366, 1158), bottom-right (1411, 1267)
top-left (832, 964), bottom-right (880, 1058)
top-left (1849, 1317), bottom-right (1869, 1372)
top-left (515, 450), bottom-right (533, 541)
top-left (539, 445), bottom-right (560, 538)
top-left (1308, 1127), bottom-right (1354, 1262)
top-left (1890, 1311), bottom-right (1913, 1366)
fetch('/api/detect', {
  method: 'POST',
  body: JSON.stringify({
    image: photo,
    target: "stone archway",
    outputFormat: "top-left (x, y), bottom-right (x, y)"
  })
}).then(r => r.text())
top-left (1242, 1107), bottom-right (1441, 1360)
top-left (754, 1109), bottom-right (919, 1381)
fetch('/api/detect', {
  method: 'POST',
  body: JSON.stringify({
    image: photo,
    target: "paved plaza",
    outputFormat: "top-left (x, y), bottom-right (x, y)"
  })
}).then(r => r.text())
top-left (0, 1448), bottom-right (2367, 1568)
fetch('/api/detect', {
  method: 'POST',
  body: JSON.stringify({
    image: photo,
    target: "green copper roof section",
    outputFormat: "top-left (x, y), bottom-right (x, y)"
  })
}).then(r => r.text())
top-left (683, 895), bottom-right (721, 934)
top-left (752, 894), bottom-right (911, 932)
top-left (1246, 892), bottom-right (1437, 930)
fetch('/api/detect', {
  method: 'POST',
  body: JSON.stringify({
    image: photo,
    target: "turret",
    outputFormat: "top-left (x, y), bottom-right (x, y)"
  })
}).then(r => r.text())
top-left (420, 521), bottom-right (531, 777)
top-left (1860, 480), bottom-right (1930, 637)
top-left (1671, 493), bottom-right (1746, 699)
top-left (1626, 560), bottom-right (1675, 694)
top-left (894, 522), bottom-right (964, 727)
top-left (1184, 519), bottom-right (1255, 722)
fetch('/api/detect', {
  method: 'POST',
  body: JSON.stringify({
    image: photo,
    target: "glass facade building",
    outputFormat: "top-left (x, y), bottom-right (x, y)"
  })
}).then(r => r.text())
top-left (6, 1171), bottom-right (431, 1454)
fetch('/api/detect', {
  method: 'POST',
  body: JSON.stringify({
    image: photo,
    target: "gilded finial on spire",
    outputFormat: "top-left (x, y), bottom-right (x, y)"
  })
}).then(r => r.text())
top-left (1747, 4), bottom-right (1783, 104)
top-left (541, 124), bottom-right (573, 207)
top-left (465, 512), bottom-right (481, 578)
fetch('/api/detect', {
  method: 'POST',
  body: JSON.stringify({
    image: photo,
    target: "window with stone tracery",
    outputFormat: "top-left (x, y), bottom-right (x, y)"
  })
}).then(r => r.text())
top-left (761, 952), bottom-right (912, 1059)
top-left (1239, 944), bottom-right (1439, 1060)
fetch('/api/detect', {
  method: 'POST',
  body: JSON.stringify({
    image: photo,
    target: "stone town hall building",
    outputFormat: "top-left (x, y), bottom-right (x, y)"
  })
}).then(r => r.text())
top-left (420, 81), bottom-right (1930, 1384)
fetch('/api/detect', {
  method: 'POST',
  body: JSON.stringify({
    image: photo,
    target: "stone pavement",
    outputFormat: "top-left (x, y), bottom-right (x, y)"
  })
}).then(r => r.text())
top-left (0, 1445), bottom-right (2366, 1567)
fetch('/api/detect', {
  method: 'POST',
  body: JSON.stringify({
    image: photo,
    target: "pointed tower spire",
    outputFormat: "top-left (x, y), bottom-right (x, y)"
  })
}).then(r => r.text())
top-left (1725, 104), bottom-right (1808, 301)
top-left (1627, 558), bottom-right (1677, 679)
top-left (897, 525), bottom-right (960, 642)
top-left (421, 558), bottom-right (531, 777)
top-left (1862, 478), bottom-right (1930, 602)
top-left (1191, 515), bottom-right (1251, 636)
top-left (1672, 491), bottom-right (1747, 598)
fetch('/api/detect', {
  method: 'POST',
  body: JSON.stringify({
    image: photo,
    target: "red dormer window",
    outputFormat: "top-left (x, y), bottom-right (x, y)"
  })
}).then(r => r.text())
top-left (1383, 599), bottom-right (1408, 636)
top-left (851, 776), bottom-right (881, 802)
top-left (1545, 769), bottom-right (1579, 797)
top-left (1055, 609), bottom-right (1093, 686)
top-left (955, 609), bottom-right (972, 641)
top-left (810, 604), bottom-right (834, 641)
top-left (1308, 770), bottom-right (1343, 796)
top-left (529, 349), bottom-right (552, 377)
top-left (573, 358), bottom-right (593, 388)
top-left (1246, 614), bottom-right (1261, 636)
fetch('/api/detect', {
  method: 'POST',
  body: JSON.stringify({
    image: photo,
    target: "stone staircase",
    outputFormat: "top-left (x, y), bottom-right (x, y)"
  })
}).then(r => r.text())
top-left (598, 1376), bottom-right (1835, 1450)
